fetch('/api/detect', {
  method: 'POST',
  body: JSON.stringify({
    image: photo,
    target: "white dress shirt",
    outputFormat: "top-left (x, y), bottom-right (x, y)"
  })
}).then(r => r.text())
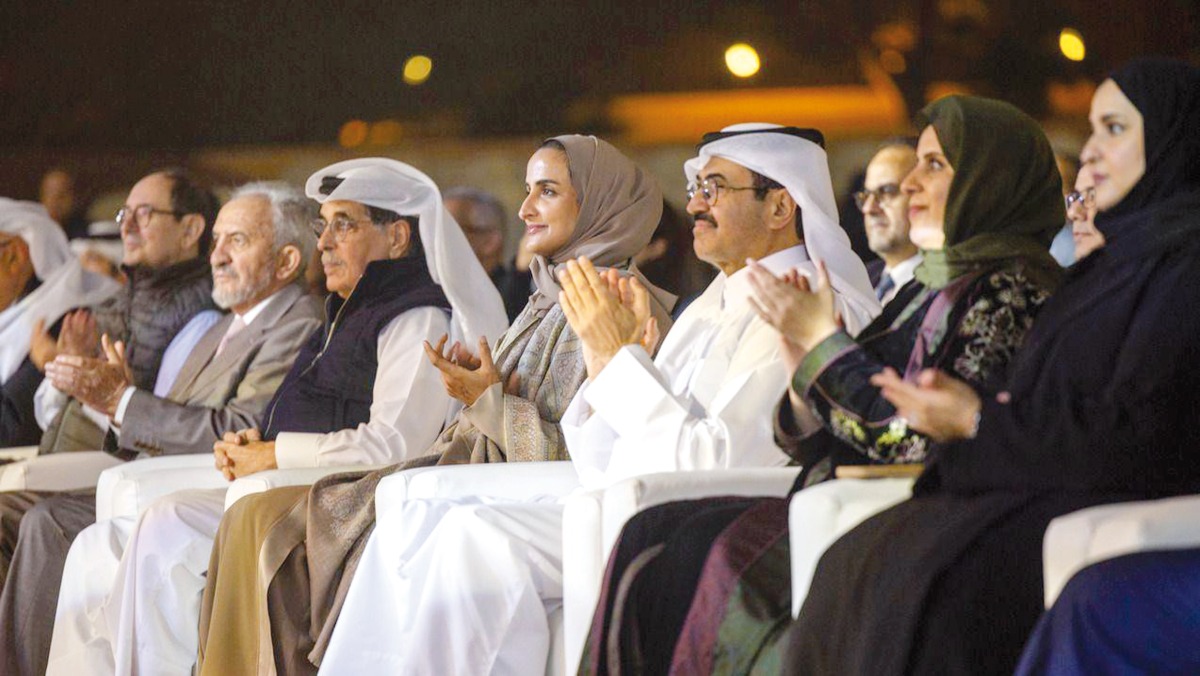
top-left (878, 253), bottom-right (923, 306)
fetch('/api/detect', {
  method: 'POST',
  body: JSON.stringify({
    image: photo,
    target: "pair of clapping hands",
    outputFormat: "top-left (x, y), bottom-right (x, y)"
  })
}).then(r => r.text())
top-left (746, 258), bottom-right (981, 443)
top-left (41, 310), bottom-right (133, 419)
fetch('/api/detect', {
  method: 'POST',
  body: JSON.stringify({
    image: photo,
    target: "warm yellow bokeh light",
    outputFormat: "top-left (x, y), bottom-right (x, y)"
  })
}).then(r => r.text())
top-left (725, 43), bottom-right (760, 78)
top-left (338, 120), bottom-right (368, 148)
top-left (1059, 28), bottom-right (1085, 62)
top-left (403, 55), bottom-right (433, 85)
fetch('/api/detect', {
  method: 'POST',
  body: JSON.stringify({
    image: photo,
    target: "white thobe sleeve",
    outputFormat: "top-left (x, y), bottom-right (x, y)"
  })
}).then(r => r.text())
top-left (567, 331), bottom-right (791, 488)
top-left (274, 307), bottom-right (451, 468)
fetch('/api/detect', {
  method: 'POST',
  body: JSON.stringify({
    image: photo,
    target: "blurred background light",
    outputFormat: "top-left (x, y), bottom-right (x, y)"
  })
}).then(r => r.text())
top-left (368, 119), bottom-right (404, 145)
top-left (403, 55), bottom-right (433, 85)
top-left (1059, 28), bottom-right (1086, 62)
top-left (338, 119), bottom-right (368, 148)
top-left (724, 43), bottom-right (761, 78)
top-left (880, 48), bottom-right (907, 74)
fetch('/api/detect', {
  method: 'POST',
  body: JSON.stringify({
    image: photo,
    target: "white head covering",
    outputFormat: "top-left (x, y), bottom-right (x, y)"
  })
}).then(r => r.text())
top-left (0, 198), bottom-right (71, 280)
top-left (305, 158), bottom-right (509, 347)
top-left (684, 123), bottom-right (880, 324)
top-left (0, 198), bottom-right (120, 382)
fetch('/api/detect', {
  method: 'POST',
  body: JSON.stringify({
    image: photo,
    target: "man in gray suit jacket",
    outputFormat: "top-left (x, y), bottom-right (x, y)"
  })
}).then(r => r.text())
top-left (0, 182), bottom-right (323, 675)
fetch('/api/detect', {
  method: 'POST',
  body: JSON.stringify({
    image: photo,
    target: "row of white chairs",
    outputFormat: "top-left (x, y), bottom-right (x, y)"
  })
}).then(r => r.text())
top-left (0, 450), bottom-right (1195, 673)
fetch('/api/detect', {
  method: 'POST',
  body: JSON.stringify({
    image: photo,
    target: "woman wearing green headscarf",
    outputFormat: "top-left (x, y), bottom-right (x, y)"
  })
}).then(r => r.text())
top-left (577, 96), bottom-right (1064, 675)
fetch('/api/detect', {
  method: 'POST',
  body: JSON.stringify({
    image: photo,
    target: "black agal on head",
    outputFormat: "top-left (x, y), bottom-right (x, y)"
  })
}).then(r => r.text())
top-left (697, 127), bottom-right (826, 151)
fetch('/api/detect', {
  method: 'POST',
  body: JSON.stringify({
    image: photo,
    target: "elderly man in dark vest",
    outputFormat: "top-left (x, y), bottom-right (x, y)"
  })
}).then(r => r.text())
top-left (45, 159), bottom-right (507, 675)
top-left (34, 169), bottom-right (221, 454)
top-left (0, 182), bottom-right (325, 676)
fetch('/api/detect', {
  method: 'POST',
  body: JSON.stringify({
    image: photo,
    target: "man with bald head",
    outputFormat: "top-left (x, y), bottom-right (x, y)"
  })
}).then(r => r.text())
top-left (858, 141), bottom-right (922, 304)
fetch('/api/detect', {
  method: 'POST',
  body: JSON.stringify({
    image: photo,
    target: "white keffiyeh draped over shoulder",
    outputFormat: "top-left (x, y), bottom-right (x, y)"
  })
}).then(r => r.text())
top-left (684, 123), bottom-right (881, 333)
top-left (305, 158), bottom-right (510, 348)
top-left (0, 198), bottom-right (119, 382)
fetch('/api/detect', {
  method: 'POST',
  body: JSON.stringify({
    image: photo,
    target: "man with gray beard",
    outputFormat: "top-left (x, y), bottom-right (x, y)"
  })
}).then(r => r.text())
top-left (0, 183), bottom-right (323, 676)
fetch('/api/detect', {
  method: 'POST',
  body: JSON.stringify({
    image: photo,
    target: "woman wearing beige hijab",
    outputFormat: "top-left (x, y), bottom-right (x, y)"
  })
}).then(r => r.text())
top-left (195, 136), bottom-right (673, 675)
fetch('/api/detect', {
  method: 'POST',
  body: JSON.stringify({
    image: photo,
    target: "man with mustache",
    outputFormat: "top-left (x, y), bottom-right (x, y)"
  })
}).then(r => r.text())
top-left (0, 182), bottom-right (324, 675)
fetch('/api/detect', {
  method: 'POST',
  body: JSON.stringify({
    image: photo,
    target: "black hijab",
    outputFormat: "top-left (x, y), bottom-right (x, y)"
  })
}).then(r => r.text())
top-left (1093, 58), bottom-right (1200, 251)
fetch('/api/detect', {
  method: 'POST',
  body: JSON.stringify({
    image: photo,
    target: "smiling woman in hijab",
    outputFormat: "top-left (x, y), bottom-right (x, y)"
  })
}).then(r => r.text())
top-left (194, 136), bottom-right (674, 675)
top-left (578, 95), bottom-right (1064, 676)
top-left (784, 57), bottom-right (1200, 676)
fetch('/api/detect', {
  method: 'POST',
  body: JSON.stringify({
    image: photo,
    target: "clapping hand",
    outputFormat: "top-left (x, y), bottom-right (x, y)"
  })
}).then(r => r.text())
top-left (44, 334), bottom-right (133, 416)
top-left (29, 319), bottom-right (58, 371)
top-left (559, 256), bottom-right (657, 379)
top-left (870, 367), bottom-right (982, 443)
top-left (57, 309), bottom-right (101, 358)
top-left (746, 258), bottom-right (841, 355)
top-left (423, 334), bottom-right (500, 406)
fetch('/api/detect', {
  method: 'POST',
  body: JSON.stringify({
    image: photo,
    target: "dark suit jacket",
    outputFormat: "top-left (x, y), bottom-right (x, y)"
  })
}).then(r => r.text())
top-left (116, 284), bottom-right (323, 457)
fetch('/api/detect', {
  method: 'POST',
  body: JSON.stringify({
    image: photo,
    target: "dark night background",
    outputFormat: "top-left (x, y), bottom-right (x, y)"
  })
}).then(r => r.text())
top-left (3, 0), bottom-right (1195, 147)
top-left (1, 0), bottom-right (1195, 204)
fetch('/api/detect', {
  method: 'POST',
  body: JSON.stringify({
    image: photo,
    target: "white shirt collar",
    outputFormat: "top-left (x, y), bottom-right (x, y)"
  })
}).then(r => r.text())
top-left (722, 245), bottom-right (810, 310)
top-left (883, 252), bottom-right (923, 287)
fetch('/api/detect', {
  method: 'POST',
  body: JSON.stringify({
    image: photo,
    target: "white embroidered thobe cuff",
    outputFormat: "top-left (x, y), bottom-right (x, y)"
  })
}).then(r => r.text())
top-left (460, 383), bottom-right (507, 452)
top-left (274, 432), bottom-right (321, 469)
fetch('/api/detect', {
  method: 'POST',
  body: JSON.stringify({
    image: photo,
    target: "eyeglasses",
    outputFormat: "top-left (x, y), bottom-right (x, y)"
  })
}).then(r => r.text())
top-left (115, 204), bottom-right (184, 228)
top-left (686, 178), bottom-right (767, 206)
top-left (853, 184), bottom-right (902, 210)
top-left (1065, 187), bottom-right (1096, 210)
top-left (311, 216), bottom-right (373, 242)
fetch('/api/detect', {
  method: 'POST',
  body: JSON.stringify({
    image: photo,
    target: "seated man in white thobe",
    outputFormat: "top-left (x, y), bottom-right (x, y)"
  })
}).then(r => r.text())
top-left (45, 161), bottom-right (507, 676)
top-left (318, 124), bottom-right (881, 675)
